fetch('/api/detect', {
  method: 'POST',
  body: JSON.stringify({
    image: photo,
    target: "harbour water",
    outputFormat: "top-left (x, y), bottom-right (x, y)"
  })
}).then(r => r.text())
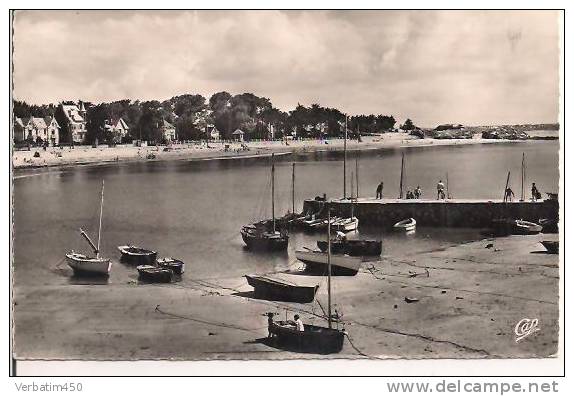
top-left (13, 140), bottom-right (559, 287)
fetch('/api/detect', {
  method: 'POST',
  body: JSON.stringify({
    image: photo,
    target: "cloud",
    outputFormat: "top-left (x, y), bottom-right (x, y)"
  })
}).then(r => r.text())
top-left (13, 10), bottom-right (560, 126)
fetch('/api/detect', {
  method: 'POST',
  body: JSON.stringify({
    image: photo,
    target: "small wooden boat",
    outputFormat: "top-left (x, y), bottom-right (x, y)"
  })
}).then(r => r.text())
top-left (541, 241), bottom-right (558, 254)
top-left (295, 249), bottom-right (362, 275)
top-left (513, 220), bottom-right (542, 235)
top-left (157, 257), bottom-right (185, 275)
top-left (66, 252), bottom-right (112, 276)
top-left (268, 321), bottom-right (345, 354)
top-left (241, 227), bottom-right (289, 251)
top-left (245, 275), bottom-right (319, 303)
top-left (118, 245), bottom-right (157, 265)
top-left (393, 218), bottom-right (416, 232)
top-left (137, 265), bottom-right (173, 283)
top-left (317, 239), bottom-right (382, 256)
top-left (66, 181), bottom-right (111, 276)
top-left (539, 218), bottom-right (558, 234)
top-left (331, 216), bottom-right (359, 232)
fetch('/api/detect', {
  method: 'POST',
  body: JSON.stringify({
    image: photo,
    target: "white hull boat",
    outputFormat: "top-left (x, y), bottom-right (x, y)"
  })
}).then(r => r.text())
top-left (66, 252), bottom-right (112, 275)
top-left (331, 216), bottom-right (359, 232)
top-left (393, 217), bottom-right (416, 232)
top-left (295, 249), bottom-right (362, 275)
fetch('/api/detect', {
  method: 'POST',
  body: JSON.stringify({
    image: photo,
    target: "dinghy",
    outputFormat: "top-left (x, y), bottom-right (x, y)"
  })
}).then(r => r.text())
top-left (513, 220), bottom-right (542, 235)
top-left (118, 245), bottom-right (157, 265)
top-left (539, 218), bottom-right (558, 234)
top-left (331, 216), bottom-right (359, 232)
top-left (157, 257), bottom-right (185, 275)
top-left (393, 218), bottom-right (416, 232)
top-left (295, 249), bottom-right (362, 276)
top-left (245, 275), bottom-right (318, 303)
top-left (137, 265), bottom-right (173, 283)
top-left (317, 239), bottom-right (382, 256)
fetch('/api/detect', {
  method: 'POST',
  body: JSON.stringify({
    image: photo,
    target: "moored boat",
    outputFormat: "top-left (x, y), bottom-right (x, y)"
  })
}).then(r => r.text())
top-left (157, 257), bottom-right (185, 275)
top-left (539, 218), bottom-right (558, 234)
top-left (541, 241), bottom-right (558, 254)
top-left (317, 239), bottom-right (382, 256)
top-left (331, 216), bottom-right (359, 232)
top-left (66, 181), bottom-right (111, 276)
top-left (137, 265), bottom-right (173, 283)
top-left (295, 249), bottom-right (362, 276)
top-left (268, 321), bottom-right (345, 354)
top-left (118, 245), bottom-right (157, 265)
top-left (513, 220), bottom-right (542, 235)
top-left (393, 217), bottom-right (416, 232)
top-left (245, 275), bottom-right (318, 303)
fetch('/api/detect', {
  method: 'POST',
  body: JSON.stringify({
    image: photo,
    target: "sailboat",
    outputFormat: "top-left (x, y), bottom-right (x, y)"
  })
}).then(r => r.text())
top-left (66, 181), bottom-right (112, 276)
top-left (241, 153), bottom-right (289, 251)
top-left (269, 204), bottom-right (346, 354)
top-left (332, 116), bottom-right (359, 232)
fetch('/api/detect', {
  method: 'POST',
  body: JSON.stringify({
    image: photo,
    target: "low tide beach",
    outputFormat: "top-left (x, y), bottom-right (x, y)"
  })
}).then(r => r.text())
top-left (13, 233), bottom-right (558, 360)
top-left (12, 132), bottom-right (531, 170)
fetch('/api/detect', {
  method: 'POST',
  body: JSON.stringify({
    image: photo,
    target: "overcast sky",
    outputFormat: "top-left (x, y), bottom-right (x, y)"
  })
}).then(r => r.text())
top-left (13, 10), bottom-right (560, 127)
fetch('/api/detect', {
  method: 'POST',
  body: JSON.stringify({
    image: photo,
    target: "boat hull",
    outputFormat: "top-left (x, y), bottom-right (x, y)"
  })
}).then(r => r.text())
top-left (317, 240), bottom-right (382, 256)
top-left (269, 321), bottom-right (345, 354)
top-left (331, 217), bottom-right (359, 232)
top-left (241, 230), bottom-right (289, 251)
top-left (118, 246), bottom-right (157, 265)
top-left (393, 218), bottom-right (416, 232)
top-left (295, 250), bottom-right (361, 276)
top-left (157, 258), bottom-right (185, 275)
top-left (137, 265), bottom-right (173, 283)
top-left (541, 241), bottom-right (559, 254)
top-left (513, 220), bottom-right (542, 235)
top-left (539, 218), bottom-right (558, 234)
top-left (245, 275), bottom-right (318, 303)
top-left (66, 253), bottom-right (111, 276)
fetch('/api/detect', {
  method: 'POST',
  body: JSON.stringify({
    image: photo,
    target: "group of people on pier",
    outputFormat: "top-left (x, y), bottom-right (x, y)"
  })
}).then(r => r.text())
top-left (504, 182), bottom-right (541, 202)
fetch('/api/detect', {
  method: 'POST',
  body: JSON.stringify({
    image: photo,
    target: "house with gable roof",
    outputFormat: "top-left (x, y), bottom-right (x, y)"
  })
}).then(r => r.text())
top-left (13, 116), bottom-right (60, 146)
top-left (104, 117), bottom-right (130, 143)
top-left (60, 101), bottom-right (87, 143)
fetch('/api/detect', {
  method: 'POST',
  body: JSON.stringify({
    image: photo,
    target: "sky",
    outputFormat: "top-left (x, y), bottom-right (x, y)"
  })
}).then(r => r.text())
top-left (12, 10), bottom-right (561, 127)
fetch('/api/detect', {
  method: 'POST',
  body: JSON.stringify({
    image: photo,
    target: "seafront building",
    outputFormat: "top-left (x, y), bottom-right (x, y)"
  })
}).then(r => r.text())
top-left (104, 117), bottom-right (130, 143)
top-left (59, 101), bottom-right (88, 144)
top-left (159, 119), bottom-right (177, 142)
top-left (13, 116), bottom-right (60, 146)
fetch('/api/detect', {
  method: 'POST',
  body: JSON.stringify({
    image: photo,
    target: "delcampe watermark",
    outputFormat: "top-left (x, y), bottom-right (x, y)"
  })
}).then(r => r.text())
top-left (514, 318), bottom-right (540, 342)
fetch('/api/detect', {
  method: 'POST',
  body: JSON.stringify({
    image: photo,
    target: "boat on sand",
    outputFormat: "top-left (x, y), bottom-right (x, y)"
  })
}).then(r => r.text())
top-left (245, 275), bottom-right (318, 303)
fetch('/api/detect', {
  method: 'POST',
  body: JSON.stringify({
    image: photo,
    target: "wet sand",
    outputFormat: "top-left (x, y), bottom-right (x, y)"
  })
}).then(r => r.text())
top-left (13, 133), bottom-right (515, 170)
top-left (13, 233), bottom-right (559, 360)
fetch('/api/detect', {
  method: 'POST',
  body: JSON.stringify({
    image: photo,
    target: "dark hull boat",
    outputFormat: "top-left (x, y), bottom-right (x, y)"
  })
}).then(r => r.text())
top-left (317, 239), bottom-right (382, 256)
top-left (541, 241), bottom-right (559, 254)
top-left (269, 321), bottom-right (345, 354)
top-left (118, 245), bottom-right (157, 265)
top-left (157, 257), bottom-right (185, 275)
top-left (295, 250), bottom-right (362, 276)
top-left (241, 226), bottom-right (289, 251)
top-left (137, 265), bottom-right (173, 283)
top-left (245, 275), bottom-right (318, 303)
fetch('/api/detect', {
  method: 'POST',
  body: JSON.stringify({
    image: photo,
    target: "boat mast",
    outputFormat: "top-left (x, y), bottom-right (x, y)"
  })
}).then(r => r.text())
top-left (292, 163), bottom-right (295, 214)
top-left (520, 153), bottom-right (525, 202)
top-left (355, 154), bottom-right (359, 199)
top-left (327, 203), bottom-right (332, 329)
top-left (343, 116), bottom-right (347, 199)
top-left (96, 180), bottom-right (104, 258)
top-left (503, 171), bottom-right (511, 202)
top-left (399, 152), bottom-right (405, 199)
top-left (271, 154), bottom-right (276, 232)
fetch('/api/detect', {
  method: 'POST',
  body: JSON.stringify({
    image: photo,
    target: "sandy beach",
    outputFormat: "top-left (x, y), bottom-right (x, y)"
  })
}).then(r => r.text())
top-left (12, 133), bottom-right (519, 170)
top-left (13, 233), bottom-right (558, 361)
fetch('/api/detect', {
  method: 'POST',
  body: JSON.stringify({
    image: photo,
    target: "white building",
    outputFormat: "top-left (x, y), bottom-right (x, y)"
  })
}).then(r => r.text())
top-left (159, 119), bottom-right (177, 142)
top-left (104, 118), bottom-right (130, 143)
top-left (14, 116), bottom-right (60, 146)
top-left (60, 101), bottom-right (87, 143)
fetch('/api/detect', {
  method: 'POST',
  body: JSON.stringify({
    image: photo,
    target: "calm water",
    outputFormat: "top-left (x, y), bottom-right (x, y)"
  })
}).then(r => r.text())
top-left (13, 140), bottom-right (559, 286)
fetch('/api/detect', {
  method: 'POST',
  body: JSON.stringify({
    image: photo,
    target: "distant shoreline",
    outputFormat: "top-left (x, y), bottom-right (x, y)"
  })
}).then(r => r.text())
top-left (12, 132), bottom-right (557, 173)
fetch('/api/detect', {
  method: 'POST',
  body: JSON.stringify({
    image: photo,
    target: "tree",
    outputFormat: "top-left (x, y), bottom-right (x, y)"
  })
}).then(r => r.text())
top-left (401, 118), bottom-right (416, 130)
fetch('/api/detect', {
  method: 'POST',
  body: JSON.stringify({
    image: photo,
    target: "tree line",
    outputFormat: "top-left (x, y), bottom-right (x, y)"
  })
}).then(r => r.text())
top-left (13, 92), bottom-right (400, 144)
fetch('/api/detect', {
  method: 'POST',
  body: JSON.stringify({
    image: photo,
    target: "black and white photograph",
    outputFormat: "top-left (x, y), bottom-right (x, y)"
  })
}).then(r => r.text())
top-left (8, 7), bottom-right (565, 379)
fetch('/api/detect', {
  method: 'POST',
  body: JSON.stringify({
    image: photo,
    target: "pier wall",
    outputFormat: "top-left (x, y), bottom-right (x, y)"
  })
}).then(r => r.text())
top-left (302, 199), bottom-right (559, 228)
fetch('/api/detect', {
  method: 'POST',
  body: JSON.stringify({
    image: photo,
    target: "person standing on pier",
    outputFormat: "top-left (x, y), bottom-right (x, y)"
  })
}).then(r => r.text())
top-left (414, 185), bottom-right (422, 199)
top-left (531, 183), bottom-right (541, 201)
top-left (437, 180), bottom-right (446, 199)
top-left (504, 187), bottom-right (515, 202)
top-left (376, 181), bottom-right (384, 199)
